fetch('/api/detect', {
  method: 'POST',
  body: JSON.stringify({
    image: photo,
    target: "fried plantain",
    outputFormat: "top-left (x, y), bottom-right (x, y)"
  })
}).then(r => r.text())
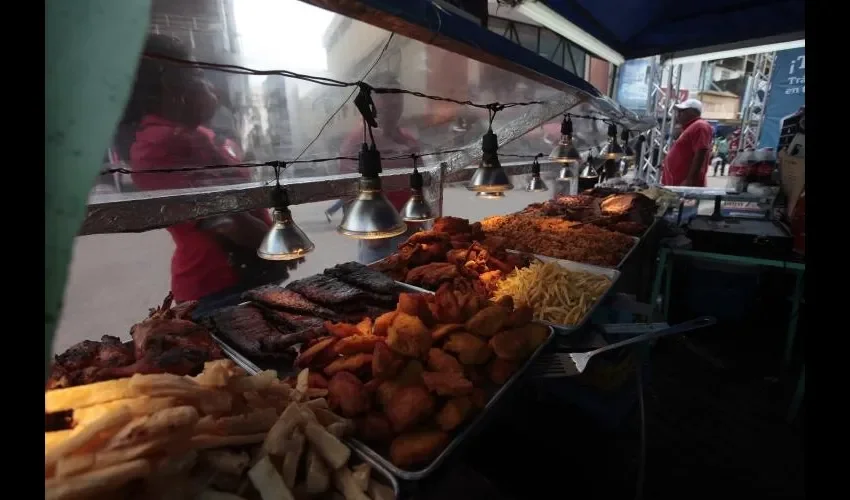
top-left (387, 313), bottom-right (432, 358)
top-left (323, 353), bottom-right (374, 377)
top-left (443, 332), bottom-right (492, 365)
top-left (333, 335), bottom-right (383, 356)
top-left (296, 337), bottom-right (339, 369)
top-left (324, 321), bottom-right (361, 339)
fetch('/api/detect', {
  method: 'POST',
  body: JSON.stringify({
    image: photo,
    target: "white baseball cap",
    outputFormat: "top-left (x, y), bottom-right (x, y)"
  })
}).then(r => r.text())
top-left (673, 98), bottom-right (703, 113)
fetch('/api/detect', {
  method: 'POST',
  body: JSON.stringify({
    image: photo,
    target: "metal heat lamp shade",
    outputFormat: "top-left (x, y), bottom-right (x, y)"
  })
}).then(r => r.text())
top-left (400, 168), bottom-right (435, 222)
top-left (257, 206), bottom-right (315, 260)
top-left (526, 157), bottom-right (548, 192)
top-left (601, 122), bottom-right (623, 160)
top-left (337, 143), bottom-right (406, 239)
top-left (467, 129), bottom-right (513, 195)
top-left (549, 116), bottom-right (581, 164)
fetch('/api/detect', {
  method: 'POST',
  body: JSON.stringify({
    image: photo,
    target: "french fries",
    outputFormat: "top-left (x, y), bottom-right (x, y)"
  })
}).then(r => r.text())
top-left (44, 358), bottom-right (396, 499)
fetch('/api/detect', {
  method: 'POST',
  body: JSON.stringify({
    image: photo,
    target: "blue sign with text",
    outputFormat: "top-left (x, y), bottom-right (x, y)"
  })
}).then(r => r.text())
top-left (759, 48), bottom-right (805, 148)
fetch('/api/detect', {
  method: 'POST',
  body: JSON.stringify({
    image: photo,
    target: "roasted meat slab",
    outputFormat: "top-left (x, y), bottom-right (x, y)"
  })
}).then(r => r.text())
top-left (244, 286), bottom-right (338, 319)
top-left (286, 274), bottom-right (395, 310)
top-left (46, 294), bottom-right (223, 390)
top-left (323, 262), bottom-right (401, 295)
top-left (210, 305), bottom-right (298, 360)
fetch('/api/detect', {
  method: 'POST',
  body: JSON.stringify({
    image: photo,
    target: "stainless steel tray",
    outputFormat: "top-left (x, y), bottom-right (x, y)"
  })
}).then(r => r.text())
top-left (213, 336), bottom-right (401, 498)
top-left (348, 324), bottom-right (557, 481)
top-left (509, 253), bottom-right (621, 334)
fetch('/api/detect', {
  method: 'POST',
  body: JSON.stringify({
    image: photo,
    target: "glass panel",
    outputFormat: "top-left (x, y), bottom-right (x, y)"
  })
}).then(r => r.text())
top-left (513, 22), bottom-right (539, 54)
top-left (566, 42), bottom-right (587, 78)
top-left (97, 0), bottom-right (573, 198)
top-left (538, 30), bottom-right (562, 66)
top-left (488, 17), bottom-right (510, 38)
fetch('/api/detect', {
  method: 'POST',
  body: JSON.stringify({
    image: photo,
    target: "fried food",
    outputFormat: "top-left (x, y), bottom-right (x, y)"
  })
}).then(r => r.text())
top-left (481, 214), bottom-right (636, 267)
top-left (397, 293), bottom-right (424, 316)
top-left (421, 371), bottom-right (473, 397)
top-left (506, 305), bottom-right (534, 328)
top-left (404, 263), bottom-right (458, 290)
top-left (430, 323), bottom-right (465, 342)
top-left (493, 260), bottom-right (611, 326)
top-left (487, 358), bottom-right (519, 385)
top-left (432, 283), bottom-right (463, 323)
top-left (386, 313), bottom-right (431, 358)
top-left (248, 455), bottom-right (295, 500)
top-left (327, 372), bottom-right (371, 418)
top-left (354, 412), bottom-right (394, 442)
top-left (435, 397), bottom-right (473, 431)
top-left (304, 421), bottom-right (351, 470)
top-left (425, 348), bottom-right (463, 374)
top-left (355, 317), bottom-right (373, 335)
top-left (389, 430), bottom-right (450, 468)
top-left (324, 321), bottom-right (362, 339)
top-left (323, 354), bottom-right (373, 377)
top-left (372, 311), bottom-right (397, 337)
top-left (333, 335), bottom-right (383, 356)
top-left (470, 388), bottom-right (489, 410)
top-left (375, 381), bottom-right (402, 409)
top-left (384, 386), bottom-right (435, 433)
top-left (395, 360), bottom-right (424, 386)
top-left (464, 306), bottom-right (509, 337)
top-left (372, 342), bottom-right (404, 380)
top-left (296, 337), bottom-right (339, 369)
top-left (489, 329), bottom-right (531, 361)
top-left (443, 333), bottom-right (492, 365)
top-left (527, 322), bottom-right (550, 351)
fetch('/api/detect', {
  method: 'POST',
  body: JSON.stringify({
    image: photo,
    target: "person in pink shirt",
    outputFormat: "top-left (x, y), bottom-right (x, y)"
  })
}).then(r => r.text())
top-left (661, 99), bottom-right (713, 187)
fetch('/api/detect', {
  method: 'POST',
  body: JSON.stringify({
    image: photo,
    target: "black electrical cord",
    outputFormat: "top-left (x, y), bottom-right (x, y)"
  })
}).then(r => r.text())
top-left (292, 33), bottom-right (395, 163)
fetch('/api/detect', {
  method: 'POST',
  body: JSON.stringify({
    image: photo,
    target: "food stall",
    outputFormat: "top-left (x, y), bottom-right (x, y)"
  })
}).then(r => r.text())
top-left (46, 0), bottom-right (805, 498)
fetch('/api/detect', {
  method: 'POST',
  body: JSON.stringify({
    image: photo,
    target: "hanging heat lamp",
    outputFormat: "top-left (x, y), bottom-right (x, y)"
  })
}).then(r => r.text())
top-left (258, 163), bottom-right (315, 260)
top-left (337, 143), bottom-right (407, 239)
top-left (549, 115), bottom-right (581, 164)
top-left (600, 122), bottom-right (623, 160)
top-left (621, 128), bottom-right (635, 161)
top-left (400, 156), bottom-right (436, 222)
top-left (467, 130), bottom-right (513, 197)
top-left (525, 154), bottom-right (548, 192)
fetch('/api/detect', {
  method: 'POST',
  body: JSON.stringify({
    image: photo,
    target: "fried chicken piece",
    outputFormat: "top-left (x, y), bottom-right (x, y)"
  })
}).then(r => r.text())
top-left (333, 335), bottom-right (383, 356)
top-left (385, 385), bottom-right (435, 433)
top-left (506, 305), bottom-right (534, 328)
top-left (494, 295), bottom-right (513, 310)
top-left (376, 381), bottom-right (402, 409)
top-left (390, 430), bottom-right (450, 468)
top-left (395, 360), bottom-right (424, 386)
top-left (372, 311), bottom-right (397, 337)
top-left (478, 270), bottom-right (503, 292)
top-left (422, 371), bottom-right (473, 397)
top-left (386, 313), bottom-right (431, 358)
top-left (405, 263), bottom-right (458, 290)
top-left (433, 283), bottom-right (463, 323)
top-left (296, 337), bottom-right (339, 369)
top-left (430, 323), bottom-right (465, 342)
top-left (526, 323), bottom-right (551, 352)
top-left (372, 342), bottom-right (404, 379)
top-left (323, 353), bottom-right (374, 377)
top-left (487, 358), bottom-right (519, 385)
top-left (327, 371), bottom-right (371, 417)
top-left (435, 397), bottom-right (473, 432)
top-left (308, 372), bottom-right (329, 389)
top-left (356, 317), bottom-right (373, 335)
top-left (426, 348), bottom-right (463, 374)
top-left (324, 321), bottom-right (361, 339)
top-left (470, 388), bottom-right (489, 410)
top-left (443, 333), bottom-right (492, 365)
top-left (432, 216), bottom-right (472, 235)
top-left (355, 412), bottom-right (394, 443)
top-left (489, 329), bottom-right (531, 361)
top-left (464, 306), bottom-right (509, 337)
top-left (445, 248), bottom-right (470, 267)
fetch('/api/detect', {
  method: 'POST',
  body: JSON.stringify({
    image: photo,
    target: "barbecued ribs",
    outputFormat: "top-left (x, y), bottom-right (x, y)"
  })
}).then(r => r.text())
top-left (244, 286), bottom-right (339, 319)
top-left (211, 305), bottom-right (302, 360)
top-left (286, 274), bottom-right (396, 311)
top-left (46, 293), bottom-right (223, 389)
top-left (323, 262), bottom-right (401, 295)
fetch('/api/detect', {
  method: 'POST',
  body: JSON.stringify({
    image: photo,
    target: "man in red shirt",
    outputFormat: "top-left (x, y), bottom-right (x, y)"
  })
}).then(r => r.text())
top-left (661, 99), bottom-right (713, 187)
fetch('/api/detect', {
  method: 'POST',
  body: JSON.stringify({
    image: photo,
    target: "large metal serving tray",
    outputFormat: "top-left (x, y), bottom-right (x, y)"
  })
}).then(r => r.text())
top-left (511, 253), bottom-right (621, 334)
top-left (348, 324), bottom-right (557, 481)
top-left (211, 335), bottom-right (402, 498)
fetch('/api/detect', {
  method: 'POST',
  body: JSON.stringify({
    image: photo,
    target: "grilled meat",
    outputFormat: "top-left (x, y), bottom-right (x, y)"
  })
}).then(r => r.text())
top-left (243, 287), bottom-right (338, 319)
top-left (47, 294), bottom-right (223, 389)
top-left (210, 305), bottom-right (294, 360)
top-left (253, 303), bottom-right (327, 332)
top-left (285, 274), bottom-right (368, 306)
top-left (323, 262), bottom-right (401, 295)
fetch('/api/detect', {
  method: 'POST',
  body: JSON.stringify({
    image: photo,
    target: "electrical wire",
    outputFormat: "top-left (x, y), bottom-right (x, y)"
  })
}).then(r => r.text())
top-left (292, 33), bottom-right (395, 163)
